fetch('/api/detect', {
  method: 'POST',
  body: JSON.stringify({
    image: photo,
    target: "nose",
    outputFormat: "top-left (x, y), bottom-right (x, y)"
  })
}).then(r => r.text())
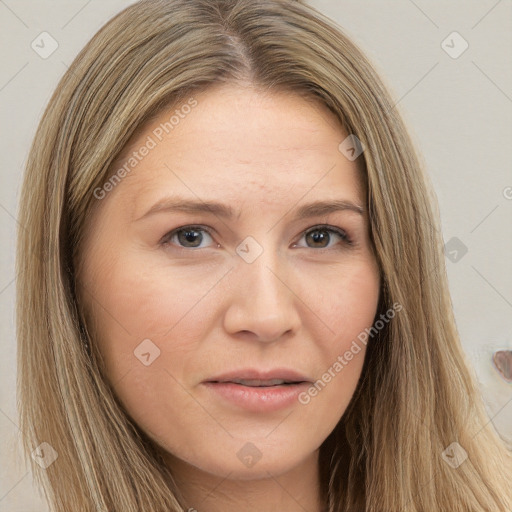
top-left (222, 246), bottom-right (302, 343)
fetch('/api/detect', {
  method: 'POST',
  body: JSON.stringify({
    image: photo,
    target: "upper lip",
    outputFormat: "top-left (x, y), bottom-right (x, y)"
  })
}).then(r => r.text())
top-left (204, 368), bottom-right (311, 384)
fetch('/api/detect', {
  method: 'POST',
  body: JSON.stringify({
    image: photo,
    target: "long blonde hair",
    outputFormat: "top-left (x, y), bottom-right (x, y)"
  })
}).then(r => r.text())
top-left (16, 0), bottom-right (512, 510)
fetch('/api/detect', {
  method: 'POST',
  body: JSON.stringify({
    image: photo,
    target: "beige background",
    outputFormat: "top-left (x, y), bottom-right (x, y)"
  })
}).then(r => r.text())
top-left (1, 1), bottom-right (511, 510)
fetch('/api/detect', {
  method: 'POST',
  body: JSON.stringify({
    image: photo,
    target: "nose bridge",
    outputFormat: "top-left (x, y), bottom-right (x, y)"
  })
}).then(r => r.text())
top-left (223, 234), bottom-right (301, 341)
top-left (241, 240), bottom-right (285, 302)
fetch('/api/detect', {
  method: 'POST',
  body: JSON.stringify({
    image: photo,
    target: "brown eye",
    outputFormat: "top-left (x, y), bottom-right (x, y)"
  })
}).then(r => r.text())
top-left (298, 226), bottom-right (351, 250)
top-left (161, 226), bottom-right (214, 249)
top-left (306, 228), bottom-right (331, 248)
top-left (177, 228), bottom-right (204, 248)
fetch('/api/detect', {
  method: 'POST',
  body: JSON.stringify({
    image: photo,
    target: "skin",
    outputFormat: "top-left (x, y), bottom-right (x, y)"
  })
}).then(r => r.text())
top-left (77, 82), bottom-right (381, 512)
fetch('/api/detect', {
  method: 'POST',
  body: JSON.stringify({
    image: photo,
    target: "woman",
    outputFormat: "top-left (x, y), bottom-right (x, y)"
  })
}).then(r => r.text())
top-left (16, 0), bottom-right (512, 510)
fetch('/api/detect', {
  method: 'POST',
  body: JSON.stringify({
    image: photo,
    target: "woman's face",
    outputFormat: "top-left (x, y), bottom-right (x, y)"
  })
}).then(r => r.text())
top-left (78, 83), bottom-right (380, 481)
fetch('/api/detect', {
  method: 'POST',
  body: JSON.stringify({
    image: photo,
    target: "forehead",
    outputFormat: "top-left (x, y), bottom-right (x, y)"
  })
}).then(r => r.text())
top-left (106, 83), bottom-right (364, 218)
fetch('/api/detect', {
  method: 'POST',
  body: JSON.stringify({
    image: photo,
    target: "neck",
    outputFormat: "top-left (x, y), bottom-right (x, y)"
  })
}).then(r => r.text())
top-left (165, 449), bottom-right (327, 512)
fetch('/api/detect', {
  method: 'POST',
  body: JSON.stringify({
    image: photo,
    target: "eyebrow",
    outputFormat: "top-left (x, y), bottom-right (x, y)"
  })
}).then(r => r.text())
top-left (135, 196), bottom-right (365, 222)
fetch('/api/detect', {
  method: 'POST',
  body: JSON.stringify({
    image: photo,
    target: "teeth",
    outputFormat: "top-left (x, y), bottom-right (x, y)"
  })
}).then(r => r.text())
top-left (230, 378), bottom-right (291, 387)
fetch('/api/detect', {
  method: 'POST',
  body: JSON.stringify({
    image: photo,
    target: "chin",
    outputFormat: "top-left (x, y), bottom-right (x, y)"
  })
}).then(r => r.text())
top-left (198, 442), bottom-right (317, 481)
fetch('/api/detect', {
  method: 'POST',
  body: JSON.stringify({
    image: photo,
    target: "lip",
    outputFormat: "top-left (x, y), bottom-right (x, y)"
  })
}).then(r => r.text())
top-left (202, 368), bottom-right (312, 413)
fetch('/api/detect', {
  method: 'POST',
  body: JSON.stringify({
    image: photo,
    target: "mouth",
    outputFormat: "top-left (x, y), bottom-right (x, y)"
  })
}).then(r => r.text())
top-left (202, 369), bottom-right (312, 412)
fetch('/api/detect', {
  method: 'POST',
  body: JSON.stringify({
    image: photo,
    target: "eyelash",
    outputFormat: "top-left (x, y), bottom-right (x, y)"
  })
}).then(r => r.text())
top-left (160, 224), bottom-right (353, 252)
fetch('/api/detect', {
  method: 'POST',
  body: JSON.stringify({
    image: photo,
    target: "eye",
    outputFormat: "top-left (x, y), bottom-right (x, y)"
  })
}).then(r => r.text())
top-left (294, 225), bottom-right (352, 250)
top-left (160, 224), bottom-right (352, 251)
top-left (160, 225), bottom-right (215, 249)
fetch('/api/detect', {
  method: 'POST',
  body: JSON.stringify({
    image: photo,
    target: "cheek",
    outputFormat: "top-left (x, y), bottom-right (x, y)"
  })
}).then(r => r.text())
top-left (82, 258), bottom-right (214, 437)
top-left (311, 260), bottom-right (380, 352)
top-left (300, 260), bottom-right (380, 412)
top-left (82, 253), bottom-right (226, 401)
top-left (88, 252), bottom-right (222, 343)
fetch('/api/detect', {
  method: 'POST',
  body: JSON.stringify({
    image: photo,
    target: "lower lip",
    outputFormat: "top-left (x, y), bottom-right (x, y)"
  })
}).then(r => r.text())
top-left (202, 381), bottom-right (310, 412)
